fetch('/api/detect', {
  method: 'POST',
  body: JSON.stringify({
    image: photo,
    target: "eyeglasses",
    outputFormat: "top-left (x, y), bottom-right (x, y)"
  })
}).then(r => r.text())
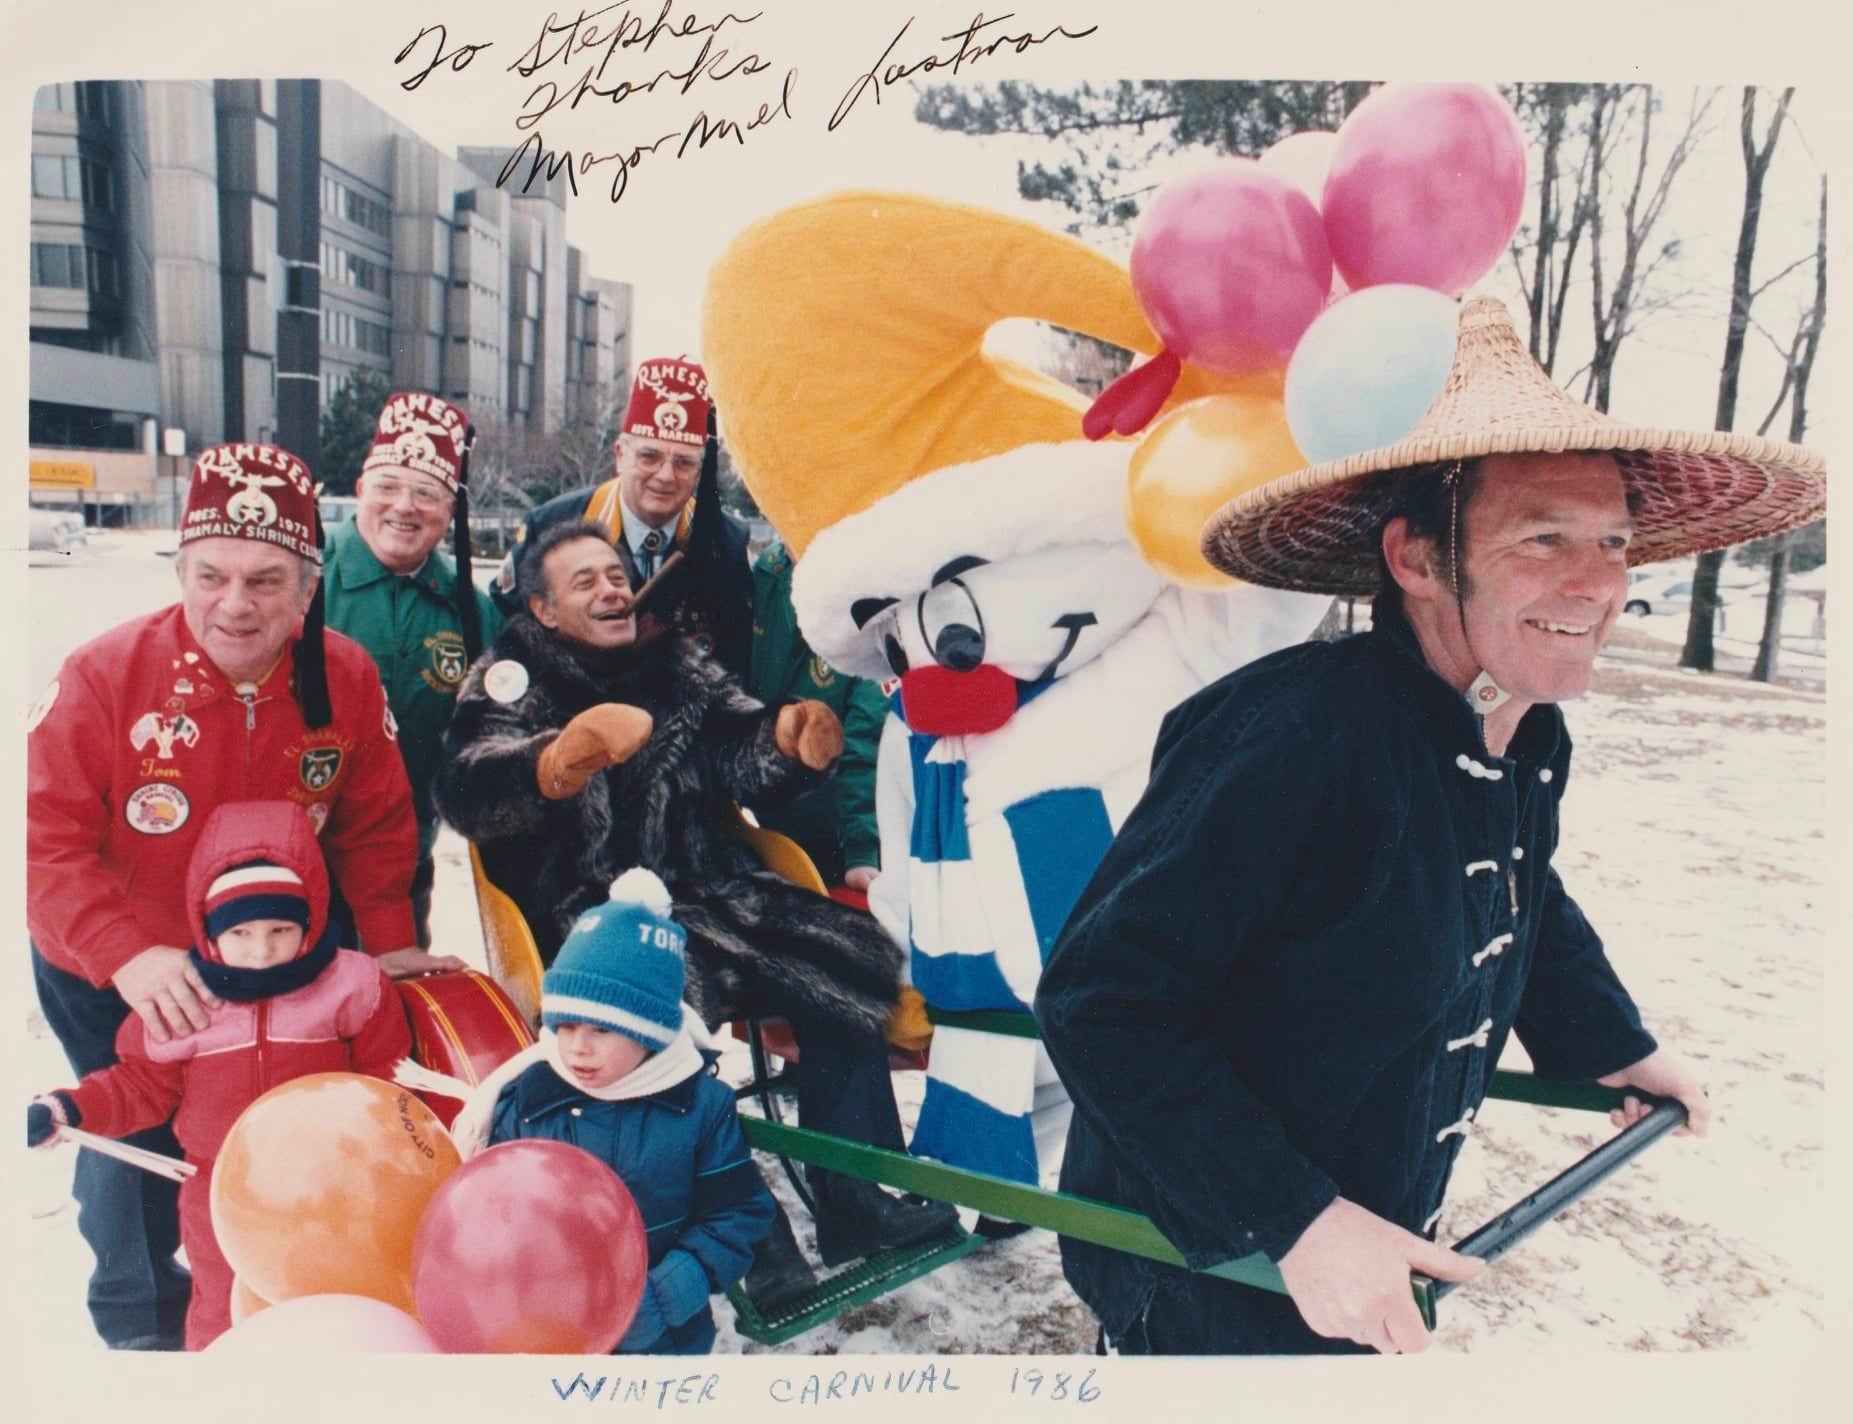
top-left (629, 447), bottom-right (701, 477)
top-left (367, 477), bottom-right (452, 511)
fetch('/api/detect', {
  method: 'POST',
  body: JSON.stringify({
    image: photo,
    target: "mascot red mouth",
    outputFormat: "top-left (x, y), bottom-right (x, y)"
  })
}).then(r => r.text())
top-left (898, 664), bottom-right (1019, 736)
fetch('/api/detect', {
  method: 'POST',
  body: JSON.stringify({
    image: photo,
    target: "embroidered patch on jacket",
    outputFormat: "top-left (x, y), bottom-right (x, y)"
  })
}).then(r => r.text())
top-left (305, 802), bottom-right (330, 835)
top-left (423, 630), bottom-right (468, 691)
top-left (299, 747), bottom-right (344, 791)
top-left (129, 710), bottom-right (201, 760)
top-left (808, 654), bottom-right (837, 689)
top-left (126, 783), bottom-right (191, 835)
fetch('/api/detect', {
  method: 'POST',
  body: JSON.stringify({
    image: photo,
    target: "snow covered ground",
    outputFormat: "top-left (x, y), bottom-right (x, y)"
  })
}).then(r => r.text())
top-left (19, 535), bottom-right (1830, 1354)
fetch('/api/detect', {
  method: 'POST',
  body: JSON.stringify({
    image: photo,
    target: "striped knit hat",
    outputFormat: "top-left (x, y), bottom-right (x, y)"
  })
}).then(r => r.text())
top-left (202, 860), bottom-right (312, 944)
top-left (541, 869), bottom-right (687, 1052)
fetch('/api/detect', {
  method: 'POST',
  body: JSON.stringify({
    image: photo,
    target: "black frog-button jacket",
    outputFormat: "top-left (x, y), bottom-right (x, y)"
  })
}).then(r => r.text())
top-left (1034, 600), bottom-right (1658, 1351)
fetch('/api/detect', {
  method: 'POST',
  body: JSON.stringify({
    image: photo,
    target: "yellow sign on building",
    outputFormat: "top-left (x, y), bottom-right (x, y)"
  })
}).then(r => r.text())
top-left (30, 460), bottom-right (95, 489)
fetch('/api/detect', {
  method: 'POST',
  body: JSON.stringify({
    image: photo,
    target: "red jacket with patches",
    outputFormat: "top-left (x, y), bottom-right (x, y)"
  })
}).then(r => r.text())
top-left (28, 604), bottom-right (419, 986)
top-left (59, 800), bottom-right (413, 1161)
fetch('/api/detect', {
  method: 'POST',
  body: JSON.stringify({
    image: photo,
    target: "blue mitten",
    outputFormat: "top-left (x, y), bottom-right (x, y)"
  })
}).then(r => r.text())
top-left (27, 1093), bottom-right (78, 1147)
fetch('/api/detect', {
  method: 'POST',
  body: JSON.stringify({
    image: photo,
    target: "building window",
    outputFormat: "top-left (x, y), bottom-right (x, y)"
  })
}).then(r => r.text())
top-left (318, 241), bottom-right (385, 294)
top-left (31, 242), bottom-right (81, 288)
top-left (74, 82), bottom-right (111, 123)
top-left (30, 400), bottom-right (142, 451)
top-left (320, 172), bottom-right (392, 237)
top-left (85, 248), bottom-right (118, 298)
top-left (29, 153), bottom-right (111, 207)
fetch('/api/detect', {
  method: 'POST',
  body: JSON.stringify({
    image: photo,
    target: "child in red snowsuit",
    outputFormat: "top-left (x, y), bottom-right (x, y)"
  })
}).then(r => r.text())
top-left (26, 800), bottom-right (411, 1349)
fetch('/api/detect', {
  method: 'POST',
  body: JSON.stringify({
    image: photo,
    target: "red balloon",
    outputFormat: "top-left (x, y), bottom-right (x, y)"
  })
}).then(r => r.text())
top-left (1322, 84), bottom-right (1527, 298)
top-left (1131, 161), bottom-right (1332, 374)
top-left (411, 1140), bottom-right (649, 1354)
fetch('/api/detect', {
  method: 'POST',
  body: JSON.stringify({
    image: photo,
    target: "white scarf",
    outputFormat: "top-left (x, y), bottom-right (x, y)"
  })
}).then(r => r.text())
top-left (396, 1005), bottom-right (712, 1160)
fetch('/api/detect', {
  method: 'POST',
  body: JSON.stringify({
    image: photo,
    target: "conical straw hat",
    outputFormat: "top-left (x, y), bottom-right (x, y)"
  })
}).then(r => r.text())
top-left (1201, 297), bottom-right (1826, 595)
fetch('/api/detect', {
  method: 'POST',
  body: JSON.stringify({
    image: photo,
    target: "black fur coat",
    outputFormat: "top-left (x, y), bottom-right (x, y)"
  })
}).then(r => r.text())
top-left (435, 614), bottom-right (903, 1042)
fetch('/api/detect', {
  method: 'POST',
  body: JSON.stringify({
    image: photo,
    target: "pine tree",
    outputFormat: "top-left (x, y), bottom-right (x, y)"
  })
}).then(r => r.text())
top-left (315, 369), bottom-right (394, 495)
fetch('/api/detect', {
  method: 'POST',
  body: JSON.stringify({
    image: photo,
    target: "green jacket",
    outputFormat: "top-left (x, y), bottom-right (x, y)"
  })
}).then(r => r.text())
top-left (322, 519), bottom-right (504, 855)
top-left (747, 542), bottom-right (884, 879)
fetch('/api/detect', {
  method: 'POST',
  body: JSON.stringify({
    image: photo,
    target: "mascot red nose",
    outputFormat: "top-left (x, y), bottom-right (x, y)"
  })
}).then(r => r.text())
top-left (897, 664), bottom-right (1018, 736)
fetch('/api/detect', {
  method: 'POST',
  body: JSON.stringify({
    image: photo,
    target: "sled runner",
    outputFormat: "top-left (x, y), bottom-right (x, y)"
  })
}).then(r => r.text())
top-left (465, 836), bottom-right (1687, 1345)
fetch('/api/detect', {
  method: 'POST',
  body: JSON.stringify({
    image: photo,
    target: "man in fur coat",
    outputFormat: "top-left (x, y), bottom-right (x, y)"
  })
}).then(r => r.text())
top-left (435, 519), bottom-right (957, 1284)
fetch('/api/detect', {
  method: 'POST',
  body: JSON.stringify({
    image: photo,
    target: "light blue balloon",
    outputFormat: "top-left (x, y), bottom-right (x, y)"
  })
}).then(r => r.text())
top-left (1284, 285), bottom-right (1459, 466)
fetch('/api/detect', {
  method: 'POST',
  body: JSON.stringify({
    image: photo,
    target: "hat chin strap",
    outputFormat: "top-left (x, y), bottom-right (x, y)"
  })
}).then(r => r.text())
top-left (1444, 463), bottom-right (1514, 718)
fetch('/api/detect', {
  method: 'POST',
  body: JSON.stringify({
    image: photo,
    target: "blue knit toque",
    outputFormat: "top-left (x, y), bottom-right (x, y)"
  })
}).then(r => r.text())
top-left (542, 868), bottom-right (687, 1051)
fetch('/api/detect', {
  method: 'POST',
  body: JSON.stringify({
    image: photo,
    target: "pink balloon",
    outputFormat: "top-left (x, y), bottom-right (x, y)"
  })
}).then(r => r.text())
top-left (1258, 131), bottom-right (1340, 209)
top-left (1323, 84), bottom-right (1528, 298)
top-left (1131, 160), bottom-right (1333, 374)
top-left (411, 1140), bottom-right (649, 1355)
top-left (206, 1293), bottom-right (440, 1353)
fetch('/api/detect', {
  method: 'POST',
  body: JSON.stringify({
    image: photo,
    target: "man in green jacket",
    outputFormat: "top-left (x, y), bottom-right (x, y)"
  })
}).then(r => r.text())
top-left (748, 540), bottom-right (885, 891)
top-left (323, 392), bottom-right (503, 946)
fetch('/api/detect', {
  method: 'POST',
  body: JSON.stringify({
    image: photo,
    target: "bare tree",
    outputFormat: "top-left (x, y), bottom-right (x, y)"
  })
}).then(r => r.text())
top-left (1750, 174), bottom-right (1826, 683)
top-left (1681, 86), bottom-right (1795, 671)
top-left (554, 380), bottom-right (626, 490)
top-left (1574, 86), bottom-right (1717, 411)
top-left (1506, 83), bottom-right (1599, 373)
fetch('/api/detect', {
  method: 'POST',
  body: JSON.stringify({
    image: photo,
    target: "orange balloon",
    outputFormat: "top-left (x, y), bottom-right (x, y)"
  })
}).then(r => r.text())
top-left (210, 1073), bottom-right (461, 1313)
top-left (230, 1276), bottom-right (272, 1325)
top-left (1125, 393), bottom-right (1307, 589)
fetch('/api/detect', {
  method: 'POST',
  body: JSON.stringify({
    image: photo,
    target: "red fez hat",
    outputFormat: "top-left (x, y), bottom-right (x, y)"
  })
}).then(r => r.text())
top-left (362, 392), bottom-right (470, 494)
top-left (180, 443), bottom-right (333, 726)
top-left (181, 443), bottom-right (320, 563)
top-left (620, 359), bottom-right (712, 450)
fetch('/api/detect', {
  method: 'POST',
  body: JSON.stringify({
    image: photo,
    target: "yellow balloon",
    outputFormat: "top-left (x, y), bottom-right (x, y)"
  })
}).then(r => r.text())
top-left (1125, 393), bottom-right (1306, 589)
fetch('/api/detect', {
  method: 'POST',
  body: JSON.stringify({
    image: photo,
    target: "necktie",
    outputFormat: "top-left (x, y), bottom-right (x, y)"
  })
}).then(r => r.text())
top-left (639, 530), bottom-right (664, 581)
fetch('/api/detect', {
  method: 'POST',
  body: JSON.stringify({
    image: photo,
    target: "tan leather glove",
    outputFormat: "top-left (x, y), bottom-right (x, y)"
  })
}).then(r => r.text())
top-left (774, 699), bottom-right (843, 771)
top-left (537, 704), bottom-right (654, 799)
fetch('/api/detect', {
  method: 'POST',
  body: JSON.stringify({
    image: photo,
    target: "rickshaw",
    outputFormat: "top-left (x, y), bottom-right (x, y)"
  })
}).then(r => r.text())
top-left (448, 819), bottom-right (1688, 1348)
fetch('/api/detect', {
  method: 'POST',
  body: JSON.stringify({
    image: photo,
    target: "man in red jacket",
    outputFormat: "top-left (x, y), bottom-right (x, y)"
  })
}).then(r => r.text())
top-left (26, 442), bottom-right (453, 1350)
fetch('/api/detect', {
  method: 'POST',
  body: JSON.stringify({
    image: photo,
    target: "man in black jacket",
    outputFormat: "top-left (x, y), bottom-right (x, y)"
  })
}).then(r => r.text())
top-left (492, 358), bottom-right (754, 679)
top-left (442, 521), bottom-right (957, 1300)
top-left (1038, 298), bottom-right (1824, 1355)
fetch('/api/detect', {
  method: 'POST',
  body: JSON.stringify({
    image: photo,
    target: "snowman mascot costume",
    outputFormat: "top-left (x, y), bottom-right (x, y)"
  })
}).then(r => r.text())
top-left (703, 192), bottom-right (1330, 1189)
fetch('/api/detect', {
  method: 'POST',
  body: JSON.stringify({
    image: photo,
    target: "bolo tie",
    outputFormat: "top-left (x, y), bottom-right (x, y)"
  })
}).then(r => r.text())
top-left (638, 529), bottom-right (664, 581)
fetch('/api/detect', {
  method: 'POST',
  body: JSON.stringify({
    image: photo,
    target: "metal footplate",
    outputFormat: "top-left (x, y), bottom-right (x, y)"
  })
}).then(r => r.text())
top-left (727, 1228), bottom-right (985, 1346)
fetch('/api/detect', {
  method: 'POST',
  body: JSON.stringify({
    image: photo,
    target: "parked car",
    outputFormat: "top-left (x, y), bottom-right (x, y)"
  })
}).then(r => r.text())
top-left (1623, 575), bottom-right (1723, 618)
top-left (318, 494), bottom-right (360, 526)
top-left (28, 506), bottom-right (87, 554)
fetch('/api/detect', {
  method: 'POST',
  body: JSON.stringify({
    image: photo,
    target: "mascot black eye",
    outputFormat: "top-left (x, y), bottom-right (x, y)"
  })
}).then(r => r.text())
top-left (855, 602), bottom-right (908, 676)
top-left (918, 580), bottom-right (985, 672)
top-left (883, 631), bottom-right (909, 677)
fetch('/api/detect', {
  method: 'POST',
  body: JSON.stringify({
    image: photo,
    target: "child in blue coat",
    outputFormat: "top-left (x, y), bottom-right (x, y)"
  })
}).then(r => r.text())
top-left (459, 868), bottom-right (774, 1354)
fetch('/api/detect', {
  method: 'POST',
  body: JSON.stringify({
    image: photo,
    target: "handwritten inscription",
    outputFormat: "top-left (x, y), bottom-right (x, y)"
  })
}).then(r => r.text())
top-left (544, 1365), bottom-right (1103, 1406)
top-left (391, 5), bottom-right (1100, 207)
top-left (508, 2), bottom-right (764, 77)
top-left (501, 66), bottom-right (793, 205)
top-left (830, 12), bottom-right (1102, 131)
top-left (396, 25), bottom-right (494, 91)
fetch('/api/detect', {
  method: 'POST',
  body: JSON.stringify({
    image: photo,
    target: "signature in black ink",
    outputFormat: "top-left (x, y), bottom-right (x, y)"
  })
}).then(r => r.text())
top-left (394, 24), bottom-right (494, 92)
top-left (515, 27), bottom-right (770, 131)
top-left (499, 69), bottom-right (795, 206)
top-left (508, 1), bottom-right (763, 82)
top-left (830, 11), bottom-right (1100, 132)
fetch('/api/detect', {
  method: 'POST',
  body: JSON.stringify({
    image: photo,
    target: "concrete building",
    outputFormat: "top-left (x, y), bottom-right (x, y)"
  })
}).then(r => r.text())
top-left (28, 79), bottom-right (634, 524)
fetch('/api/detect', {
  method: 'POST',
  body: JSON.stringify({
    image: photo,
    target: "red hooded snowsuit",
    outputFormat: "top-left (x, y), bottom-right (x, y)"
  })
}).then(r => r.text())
top-left (57, 801), bottom-right (412, 1349)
